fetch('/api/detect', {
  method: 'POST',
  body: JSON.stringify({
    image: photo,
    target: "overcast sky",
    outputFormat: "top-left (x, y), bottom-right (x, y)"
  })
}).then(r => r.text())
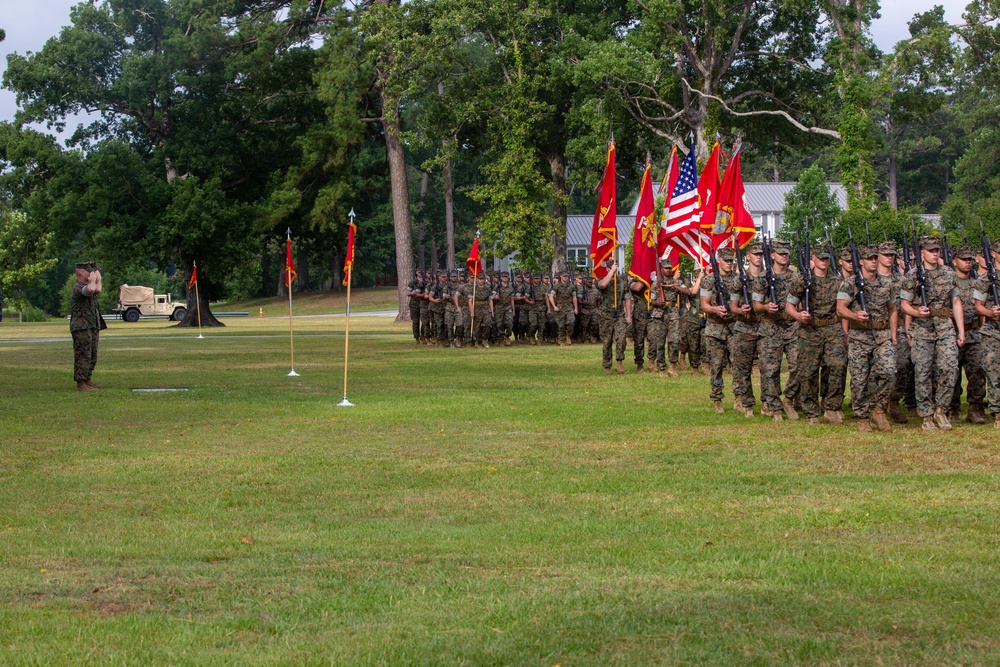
top-left (0, 0), bottom-right (974, 137)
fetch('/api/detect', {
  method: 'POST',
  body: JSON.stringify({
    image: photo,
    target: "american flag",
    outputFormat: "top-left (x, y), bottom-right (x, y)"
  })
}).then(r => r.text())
top-left (663, 145), bottom-right (712, 266)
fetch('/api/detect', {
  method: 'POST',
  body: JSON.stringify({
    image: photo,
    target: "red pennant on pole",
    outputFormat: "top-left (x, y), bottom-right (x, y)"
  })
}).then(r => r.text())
top-left (589, 142), bottom-right (617, 278)
top-left (188, 262), bottom-right (197, 288)
top-left (342, 220), bottom-right (356, 287)
top-left (628, 162), bottom-right (658, 293)
top-left (465, 235), bottom-right (482, 276)
top-left (285, 237), bottom-right (297, 287)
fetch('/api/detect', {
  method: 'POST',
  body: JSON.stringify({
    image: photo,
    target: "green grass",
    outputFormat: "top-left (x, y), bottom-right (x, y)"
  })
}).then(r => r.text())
top-left (2, 315), bottom-right (999, 665)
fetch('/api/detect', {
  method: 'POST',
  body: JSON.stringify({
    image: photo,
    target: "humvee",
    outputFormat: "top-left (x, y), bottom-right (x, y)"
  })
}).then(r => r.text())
top-left (115, 284), bottom-right (187, 322)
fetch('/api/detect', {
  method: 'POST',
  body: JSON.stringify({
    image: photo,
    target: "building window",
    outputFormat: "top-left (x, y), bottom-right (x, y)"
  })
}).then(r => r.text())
top-left (567, 247), bottom-right (588, 269)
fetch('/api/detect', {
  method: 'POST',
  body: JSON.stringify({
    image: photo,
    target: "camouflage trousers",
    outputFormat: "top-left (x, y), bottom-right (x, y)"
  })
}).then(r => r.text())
top-left (444, 309), bottom-right (459, 342)
top-left (759, 322), bottom-right (800, 413)
top-left (462, 307), bottom-right (474, 341)
top-left (554, 306), bottom-right (575, 341)
top-left (545, 312), bottom-right (558, 342)
top-left (527, 307), bottom-right (547, 342)
top-left (471, 307), bottom-right (494, 343)
top-left (682, 317), bottom-right (703, 368)
top-left (632, 313), bottom-right (651, 368)
top-left (410, 302), bottom-right (421, 341)
top-left (647, 318), bottom-right (667, 371)
top-left (419, 304), bottom-right (432, 340)
top-left (911, 331), bottom-right (959, 417)
top-left (666, 310), bottom-right (681, 364)
top-left (518, 307), bottom-right (529, 337)
top-left (892, 326), bottom-right (916, 408)
top-left (598, 311), bottom-right (628, 368)
top-left (578, 309), bottom-right (599, 342)
top-left (730, 330), bottom-right (765, 410)
top-left (982, 334), bottom-right (1000, 414)
top-left (705, 333), bottom-right (729, 401)
top-left (72, 328), bottom-right (99, 383)
top-left (847, 331), bottom-right (896, 419)
top-left (495, 306), bottom-right (513, 340)
top-left (796, 323), bottom-right (848, 418)
top-left (952, 339), bottom-right (985, 411)
top-left (431, 307), bottom-right (445, 341)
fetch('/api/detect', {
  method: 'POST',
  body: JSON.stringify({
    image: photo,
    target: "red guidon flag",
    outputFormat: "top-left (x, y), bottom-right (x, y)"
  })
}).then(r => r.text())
top-left (188, 262), bottom-right (197, 288)
top-left (697, 142), bottom-right (724, 249)
top-left (715, 142), bottom-right (756, 249)
top-left (341, 219), bottom-right (356, 287)
top-left (285, 237), bottom-right (297, 287)
top-left (628, 162), bottom-right (658, 297)
top-left (589, 141), bottom-right (617, 279)
top-left (465, 235), bottom-right (482, 276)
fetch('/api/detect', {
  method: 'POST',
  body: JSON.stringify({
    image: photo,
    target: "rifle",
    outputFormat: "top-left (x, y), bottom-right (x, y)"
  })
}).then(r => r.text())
top-left (801, 220), bottom-right (812, 313)
top-left (941, 233), bottom-right (954, 270)
top-left (910, 216), bottom-right (928, 307)
top-left (762, 235), bottom-right (777, 305)
top-left (847, 225), bottom-right (867, 314)
top-left (980, 217), bottom-right (1000, 308)
top-left (885, 231), bottom-right (900, 277)
top-left (733, 233), bottom-right (752, 306)
top-left (864, 219), bottom-right (872, 246)
top-left (708, 249), bottom-right (729, 316)
top-left (901, 221), bottom-right (912, 274)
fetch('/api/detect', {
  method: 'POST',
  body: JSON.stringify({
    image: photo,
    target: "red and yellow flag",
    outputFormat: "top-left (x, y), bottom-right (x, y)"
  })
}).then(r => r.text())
top-left (697, 142), bottom-right (722, 248)
top-left (285, 237), bottom-right (297, 287)
top-left (188, 262), bottom-right (197, 288)
top-left (628, 162), bottom-right (658, 296)
top-left (466, 236), bottom-right (482, 276)
top-left (589, 141), bottom-right (617, 278)
top-left (716, 142), bottom-right (756, 249)
top-left (342, 220), bottom-right (356, 287)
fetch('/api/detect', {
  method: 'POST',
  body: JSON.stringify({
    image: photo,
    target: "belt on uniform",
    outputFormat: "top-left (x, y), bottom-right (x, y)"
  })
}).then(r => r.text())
top-left (760, 312), bottom-right (794, 321)
top-left (803, 317), bottom-right (839, 327)
top-left (849, 320), bottom-right (889, 331)
top-left (705, 314), bottom-right (730, 325)
top-left (929, 308), bottom-right (953, 318)
top-left (967, 319), bottom-right (982, 331)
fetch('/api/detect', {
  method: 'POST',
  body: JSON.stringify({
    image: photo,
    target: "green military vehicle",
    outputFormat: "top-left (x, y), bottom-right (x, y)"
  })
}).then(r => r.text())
top-left (115, 284), bottom-right (187, 322)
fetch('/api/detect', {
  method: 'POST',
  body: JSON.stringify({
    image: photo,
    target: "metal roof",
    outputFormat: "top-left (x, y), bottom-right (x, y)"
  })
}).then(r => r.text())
top-left (627, 182), bottom-right (848, 216)
top-left (566, 214), bottom-right (635, 247)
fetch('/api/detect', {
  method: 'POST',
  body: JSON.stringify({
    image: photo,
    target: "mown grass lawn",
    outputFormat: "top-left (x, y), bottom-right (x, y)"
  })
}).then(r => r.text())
top-left (1, 310), bottom-right (999, 665)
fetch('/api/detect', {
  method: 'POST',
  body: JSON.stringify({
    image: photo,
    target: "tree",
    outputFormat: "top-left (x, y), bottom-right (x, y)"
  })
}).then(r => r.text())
top-left (778, 164), bottom-right (841, 242)
top-left (0, 210), bottom-right (58, 321)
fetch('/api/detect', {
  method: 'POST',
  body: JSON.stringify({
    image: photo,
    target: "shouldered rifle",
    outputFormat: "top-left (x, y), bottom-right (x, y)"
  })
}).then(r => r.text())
top-left (941, 233), bottom-right (954, 269)
top-left (734, 235), bottom-right (752, 306)
top-left (708, 249), bottom-right (729, 315)
top-left (762, 235), bottom-right (777, 304)
top-left (901, 222), bottom-right (912, 273)
top-left (864, 219), bottom-right (872, 246)
top-left (980, 217), bottom-right (1000, 307)
top-left (848, 225), bottom-right (867, 313)
top-left (802, 220), bottom-right (812, 313)
top-left (885, 231), bottom-right (900, 276)
top-left (910, 216), bottom-right (928, 307)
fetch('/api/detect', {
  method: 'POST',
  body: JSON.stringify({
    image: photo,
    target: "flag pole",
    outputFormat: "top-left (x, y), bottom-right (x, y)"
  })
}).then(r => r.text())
top-left (287, 228), bottom-right (300, 377)
top-left (338, 209), bottom-right (357, 407)
top-left (193, 260), bottom-right (204, 339)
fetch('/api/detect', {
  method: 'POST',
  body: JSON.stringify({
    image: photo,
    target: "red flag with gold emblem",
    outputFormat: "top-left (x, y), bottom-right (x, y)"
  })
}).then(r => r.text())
top-left (341, 220), bottom-right (356, 287)
top-left (628, 162), bottom-right (658, 296)
top-left (188, 262), bottom-right (197, 288)
top-left (285, 237), bottom-right (297, 287)
top-left (465, 235), bottom-right (482, 276)
top-left (589, 142), bottom-right (617, 278)
top-left (715, 142), bottom-right (756, 249)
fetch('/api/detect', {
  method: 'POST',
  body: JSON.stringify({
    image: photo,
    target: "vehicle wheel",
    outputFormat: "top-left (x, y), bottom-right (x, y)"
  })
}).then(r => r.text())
top-left (123, 308), bottom-right (141, 323)
top-left (172, 307), bottom-right (187, 322)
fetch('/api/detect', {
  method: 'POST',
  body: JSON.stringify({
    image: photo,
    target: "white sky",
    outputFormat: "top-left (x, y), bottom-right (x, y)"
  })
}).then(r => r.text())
top-left (0, 0), bottom-right (973, 136)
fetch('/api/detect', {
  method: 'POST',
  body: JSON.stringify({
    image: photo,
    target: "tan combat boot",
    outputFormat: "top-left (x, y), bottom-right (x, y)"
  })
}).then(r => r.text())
top-left (808, 416), bottom-right (820, 425)
top-left (966, 406), bottom-right (986, 424)
top-left (615, 361), bottom-right (624, 375)
top-left (604, 366), bottom-right (613, 374)
top-left (636, 364), bottom-right (644, 374)
top-left (822, 410), bottom-right (843, 425)
top-left (870, 408), bottom-right (892, 433)
top-left (781, 397), bottom-right (799, 421)
top-left (922, 416), bottom-right (938, 431)
top-left (565, 337), bottom-right (572, 346)
top-left (887, 401), bottom-right (908, 424)
top-left (483, 341), bottom-right (491, 349)
top-left (761, 405), bottom-right (774, 418)
top-left (667, 363), bottom-right (679, 378)
top-left (995, 413), bottom-right (1000, 429)
top-left (858, 419), bottom-right (873, 433)
top-left (933, 407), bottom-right (952, 430)
top-left (772, 412), bottom-right (783, 423)
top-left (948, 408), bottom-right (960, 423)
top-left (85, 379), bottom-right (101, 389)
top-left (76, 381), bottom-right (97, 392)
top-left (714, 400), bottom-right (724, 414)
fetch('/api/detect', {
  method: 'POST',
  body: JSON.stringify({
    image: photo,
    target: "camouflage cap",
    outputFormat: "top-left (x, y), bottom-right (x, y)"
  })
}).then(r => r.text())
top-left (559, 271), bottom-right (569, 278)
top-left (877, 240), bottom-right (897, 255)
top-left (659, 257), bottom-right (673, 268)
top-left (955, 245), bottom-right (976, 260)
top-left (812, 247), bottom-right (832, 260)
top-left (919, 235), bottom-right (941, 251)
top-left (717, 248), bottom-right (735, 261)
top-left (75, 261), bottom-right (97, 271)
top-left (746, 241), bottom-right (763, 254)
top-left (838, 247), bottom-right (853, 261)
top-left (861, 245), bottom-right (879, 259)
top-left (771, 240), bottom-right (791, 254)
top-left (992, 239), bottom-right (1000, 254)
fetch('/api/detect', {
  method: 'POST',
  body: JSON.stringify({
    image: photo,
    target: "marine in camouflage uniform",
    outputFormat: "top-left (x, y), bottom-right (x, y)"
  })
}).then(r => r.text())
top-left (571, 274), bottom-right (587, 342)
top-left (443, 272), bottom-right (461, 347)
top-left (512, 274), bottom-right (526, 342)
top-left (647, 264), bottom-right (670, 375)
top-left (681, 273), bottom-right (705, 373)
top-left (836, 245), bottom-right (898, 432)
top-left (785, 247), bottom-right (847, 424)
top-left (525, 275), bottom-right (546, 345)
top-left (900, 236), bottom-right (965, 431)
top-left (407, 271), bottom-right (424, 343)
top-left (69, 262), bottom-right (105, 391)
top-left (628, 275), bottom-right (653, 372)
top-left (579, 277), bottom-right (601, 343)
top-left (551, 272), bottom-right (578, 345)
top-left (883, 242), bottom-right (917, 418)
top-left (971, 239), bottom-right (1000, 428)
top-left (494, 273), bottom-right (515, 346)
top-left (701, 248), bottom-right (737, 412)
top-left (468, 274), bottom-right (496, 347)
top-left (752, 240), bottom-right (801, 421)
top-left (540, 274), bottom-right (557, 343)
top-left (729, 242), bottom-right (765, 416)
top-left (459, 273), bottom-right (474, 345)
top-left (597, 262), bottom-right (632, 373)
top-left (950, 246), bottom-right (987, 423)
top-left (428, 273), bottom-right (447, 345)
top-left (418, 271), bottom-right (434, 343)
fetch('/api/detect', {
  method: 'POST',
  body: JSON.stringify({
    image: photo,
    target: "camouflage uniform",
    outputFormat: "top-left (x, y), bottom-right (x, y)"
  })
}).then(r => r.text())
top-left (579, 281), bottom-right (601, 342)
top-left (541, 276), bottom-right (557, 342)
top-left (418, 275), bottom-right (433, 342)
top-left (838, 268), bottom-right (897, 420)
top-left (70, 276), bottom-right (103, 384)
top-left (407, 275), bottom-right (423, 342)
top-left (494, 278), bottom-right (515, 344)
top-left (429, 276), bottom-right (447, 342)
top-left (952, 256), bottom-right (986, 416)
top-left (630, 280), bottom-right (653, 370)
top-left (972, 268), bottom-right (1000, 416)
top-left (752, 261), bottom-right (800, 415)
top-left (598, 274), bottom-right (631, 369)
top-left (458, 278), bottom-right (474, 344)
top-left (786, 265), bottom-right (847, 419)
top-left (682, 278), bottom-right (704, 370)
top-left (647, 274), bottom-right (669, 372)
top-left (572, 276), bottom-right (588, 342)
top-left (526, 277), bottom-right (546, 344)
top-left (729, 263), bottom-right (763, 412)
top-left (443, 276), bottom-right (460, 346)
top-left (469, 278), bottom-right (495, 345)
top-left (900, 257), bottom-right (961, 419)
top-left (701, 265), bottom-right (736, 402)
top-left (663, 275), bottom-right (684, 366)
top-left (552, 276), bottom-right (577, 343)
top-left (512, 276), bottom-right (526, 341)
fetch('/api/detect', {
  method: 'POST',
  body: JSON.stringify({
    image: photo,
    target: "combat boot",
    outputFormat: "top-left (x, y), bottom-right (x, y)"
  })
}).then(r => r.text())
top-left (615, 361), bottom-right (624, 375)
top-left (870, 408), bottom-right (892, 433)
top-left (483, 341), bottom-right (490, 349)
top-left (76, 381), bottom-right (97, 392)
top-left (781, 397), bottom-right (799, 421)
top-left (667, 363), bottom-right (679, 378)
top-left (85, 380), bottom-right (101, 389)
top-left (948, 408), bottom-right (960, 423)
top-left (761, 405), bottom-right (774, 418)
top-left (808, 417), bottom-right (820, 425)
top-left (558, 340), bottom-right (567, 347)
top-left (694, 366), bottom-right (705, 376)
top-left (659, 370), bottom-right (668, 378)
top-left (995, 413), bottom-right (1000, 429)
top-left (636, 364), bottom-right (644, 374)
top-left (530, 338), bottom-right (538, 346)
top-left (679, 358), bottom-right (689, 371)
top-left (714, 400), bottom-right (724, 414)
top-left (565, 337), bottom-right (572, 346)
top-left (858, 419), bottom-right (872, 433)
top-left (922, 416), bottom-right (938, 431)
top-left (887, 401), bottom-right (908, 424)
top-left (772, 412), bottom-right (783, 423)
top-left (966, 405), bottom-right (986, 424)
top-left (604, 367), bottom-right (613, 374)
top-left (822, 410), bottom-right (843, 425)
top-left (933, 407), bottom-right (952, 430)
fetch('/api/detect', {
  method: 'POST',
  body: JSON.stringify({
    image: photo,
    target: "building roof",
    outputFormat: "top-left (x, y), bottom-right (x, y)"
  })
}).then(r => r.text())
top-left (566, 214), bottom-right (635, 247)
top-left (627, 181), bottom-right (848, 215)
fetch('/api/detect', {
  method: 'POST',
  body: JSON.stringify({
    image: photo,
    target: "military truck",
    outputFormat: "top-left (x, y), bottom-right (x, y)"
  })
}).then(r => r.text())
top-left (115, 284), bottom-right (187, 322)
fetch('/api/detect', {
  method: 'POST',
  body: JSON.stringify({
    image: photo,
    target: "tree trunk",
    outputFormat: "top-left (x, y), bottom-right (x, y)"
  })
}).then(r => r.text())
top-left (888, 152), bottom-right (898, 210)
top-left (383, 110), bottom-right (415, 322)
top-left (429, 237), bottom-right (438, 272)
top-left (548, 152), bottom-right (568, 273)
top-left (332, 261), bottom-right (343, 293)
top-left (297, 253), bottom-right (310, 292)
top-left (277, 260), bottom-right (288, 298)
top-left (443, 155), bottom-right (456, 271)
top-left (178, 265), bottom-right (223, 327)
top-left (416, 170), bottom-right (429, 271)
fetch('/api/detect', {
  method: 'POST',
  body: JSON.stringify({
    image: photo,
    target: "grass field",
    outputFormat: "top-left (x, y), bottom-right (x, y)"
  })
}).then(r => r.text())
top-left (2, 297), bottom-right (999, 665)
